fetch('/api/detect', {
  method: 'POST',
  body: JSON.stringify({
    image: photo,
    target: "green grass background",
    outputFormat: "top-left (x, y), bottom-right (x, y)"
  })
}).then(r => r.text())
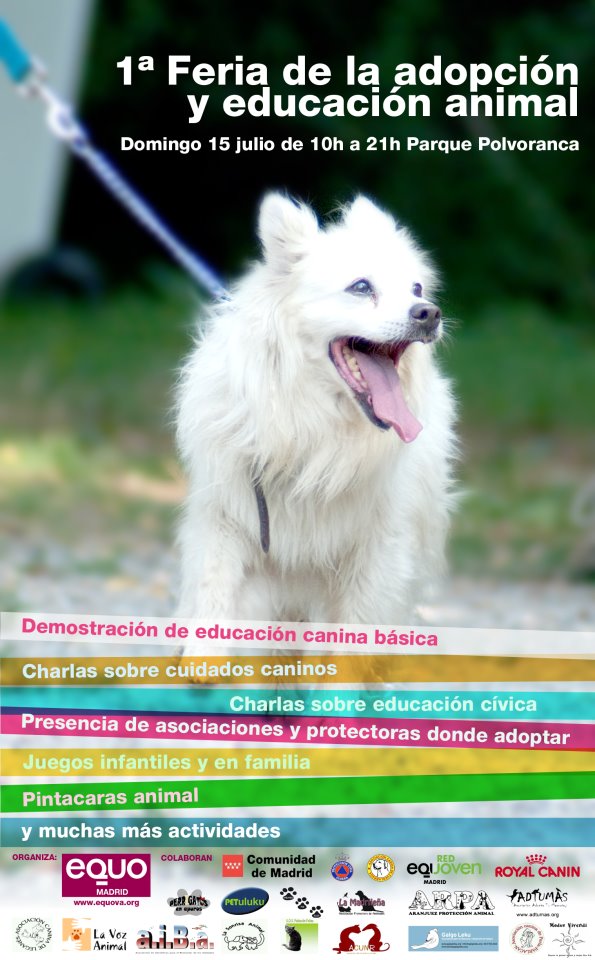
top-left (1, 286), bottom-right (594, 595)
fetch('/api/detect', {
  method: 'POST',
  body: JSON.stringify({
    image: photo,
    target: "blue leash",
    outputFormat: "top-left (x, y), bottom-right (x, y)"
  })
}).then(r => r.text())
top-left (0, 18), bottom-right (228, 301)
top-left (0, 19), bottom-right (276, 548)
top-left (0, 18), bottom-right (31, 82)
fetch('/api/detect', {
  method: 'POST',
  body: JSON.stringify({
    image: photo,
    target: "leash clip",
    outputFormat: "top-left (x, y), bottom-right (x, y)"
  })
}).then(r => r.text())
top-left (19, 61), bottom-right (88, 147)
top-left (1, 18), bottom-right (228, 299)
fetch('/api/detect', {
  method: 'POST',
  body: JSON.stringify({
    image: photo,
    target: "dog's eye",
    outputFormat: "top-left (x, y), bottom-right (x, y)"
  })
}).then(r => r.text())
top-left (412, 282), bottom-right (423, 297)
top-left (347, 279), bottom-right (374, 296)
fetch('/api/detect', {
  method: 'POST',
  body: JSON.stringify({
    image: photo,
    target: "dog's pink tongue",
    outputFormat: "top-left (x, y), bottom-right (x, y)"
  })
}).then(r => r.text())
top-left (354, 349), bottom-right (422, 442)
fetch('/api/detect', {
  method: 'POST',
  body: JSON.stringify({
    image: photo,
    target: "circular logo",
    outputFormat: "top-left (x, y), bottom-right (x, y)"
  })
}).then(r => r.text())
top-left (15, 918), bottom-right (52, 951)
top-left (222, 887), bottom-right (269, 915)
top-left (511, 924), bottom-right (544, 954)
top-left (367, 854), bottom-right (395, 882)
top-left (223, 922), bottom-right (265, 950)
top-left (331, 860), bottom-right (354, 881)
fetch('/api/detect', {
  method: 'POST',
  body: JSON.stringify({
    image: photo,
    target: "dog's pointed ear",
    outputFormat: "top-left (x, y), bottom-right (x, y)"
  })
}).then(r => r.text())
top-left (343, 196), bottom-right (396, 235)
top-left (258, 193), bottom-right (318, 270)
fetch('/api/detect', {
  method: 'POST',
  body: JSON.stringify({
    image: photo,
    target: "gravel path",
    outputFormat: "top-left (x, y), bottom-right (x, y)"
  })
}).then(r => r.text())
top-left (2, 535), bottom-right (593, 630)
top-left (419, 576), bottom-right (594, 630)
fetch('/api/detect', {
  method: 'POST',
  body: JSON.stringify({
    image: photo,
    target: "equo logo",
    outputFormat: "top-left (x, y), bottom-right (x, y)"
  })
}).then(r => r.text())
top-left (62, 854), bottom-right (151, 898)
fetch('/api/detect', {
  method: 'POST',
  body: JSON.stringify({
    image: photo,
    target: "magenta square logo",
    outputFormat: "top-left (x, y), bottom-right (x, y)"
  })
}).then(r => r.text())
top-left (62, 854), bottom-right (151, 898)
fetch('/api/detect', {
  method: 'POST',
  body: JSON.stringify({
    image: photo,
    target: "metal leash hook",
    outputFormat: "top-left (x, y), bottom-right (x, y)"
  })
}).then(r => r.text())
top-left (18, 59), bottom-right (89, 147)
top-left (0, 17), bottom-right (228, 301)
top-left (0, 17), bottom-right (72, 139)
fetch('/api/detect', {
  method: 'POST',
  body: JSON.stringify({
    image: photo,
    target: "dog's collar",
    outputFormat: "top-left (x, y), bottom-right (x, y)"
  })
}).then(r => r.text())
top-left (252, 477), bottom-right (270, 553)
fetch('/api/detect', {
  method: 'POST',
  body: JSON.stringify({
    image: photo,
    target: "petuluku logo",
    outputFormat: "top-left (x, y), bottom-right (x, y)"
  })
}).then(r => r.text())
top-left (222, 888), bottom-right (269, 915)
top-left (223, 922), bottom-right (265, 951)
top-left (333, 923), bottom-right (390, 954)
top-left (62, 853), bottom-right (151, 898)
top-left (222, 854), bottom-right (244, 878)
top-left (332, 860), bottom-right (354, 882)
top-left (15, 918), bottom-right (52, 952)
top-left (367, 855), bottom-right (395, 882)
top-left (495, 854), bottom-right (580, 879)
top-left (510, 924), bottom-right (544, 954)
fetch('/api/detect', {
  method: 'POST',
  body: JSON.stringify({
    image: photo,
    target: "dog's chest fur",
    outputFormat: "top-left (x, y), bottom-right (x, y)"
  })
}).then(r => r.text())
top-left (175, 194), bottom-right (456, 623)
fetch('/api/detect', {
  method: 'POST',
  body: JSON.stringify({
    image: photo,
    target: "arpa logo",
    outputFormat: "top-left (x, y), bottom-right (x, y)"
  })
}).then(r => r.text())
top-left (62, 853), bottom-right (151, 898)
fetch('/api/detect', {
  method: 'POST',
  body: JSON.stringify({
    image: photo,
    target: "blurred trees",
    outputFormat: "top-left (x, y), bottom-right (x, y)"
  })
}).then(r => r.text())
top-left (60, 0), bottom-right (593, 315)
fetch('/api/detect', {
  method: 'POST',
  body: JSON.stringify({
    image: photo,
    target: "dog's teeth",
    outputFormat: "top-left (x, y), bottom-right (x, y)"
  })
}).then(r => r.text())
top-left (340, 345), bottom-right (368, 388)
top-left (352, 369), bottom-right (368, 388)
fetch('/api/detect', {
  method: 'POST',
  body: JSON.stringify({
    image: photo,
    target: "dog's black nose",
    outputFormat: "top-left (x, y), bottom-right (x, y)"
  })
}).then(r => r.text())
top-left (409, 301), bottom-right (442, 327)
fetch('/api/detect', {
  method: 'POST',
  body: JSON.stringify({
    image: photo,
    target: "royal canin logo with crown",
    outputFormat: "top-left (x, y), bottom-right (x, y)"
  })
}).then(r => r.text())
top-left (494, 854), bottom-right (580, 878)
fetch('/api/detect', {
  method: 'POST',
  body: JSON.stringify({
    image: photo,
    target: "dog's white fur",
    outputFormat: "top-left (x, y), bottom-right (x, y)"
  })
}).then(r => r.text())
top-left (176, 194), bottom-right (456, 623)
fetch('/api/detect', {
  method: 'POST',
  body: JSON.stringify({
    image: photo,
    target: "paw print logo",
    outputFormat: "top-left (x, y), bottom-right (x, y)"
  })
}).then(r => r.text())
top-left (296, 897), bottom-right (309, 910)
top-left (167, 888), bottom-right (210, 916)
top-left (310, 905), bottom-right (323, 919)
top-left (280, 887), bottom-right (297, 901)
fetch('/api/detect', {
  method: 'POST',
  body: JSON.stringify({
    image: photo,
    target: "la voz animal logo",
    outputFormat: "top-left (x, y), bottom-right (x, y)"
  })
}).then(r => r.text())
top-left (62, 920), bottom-right (127, 952)
top-left (62, 854), bottom-right (151, 898)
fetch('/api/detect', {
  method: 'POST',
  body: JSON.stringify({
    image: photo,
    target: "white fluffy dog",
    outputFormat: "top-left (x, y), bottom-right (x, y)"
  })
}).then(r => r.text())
top-left (176, 194), bottom-right (456, 624)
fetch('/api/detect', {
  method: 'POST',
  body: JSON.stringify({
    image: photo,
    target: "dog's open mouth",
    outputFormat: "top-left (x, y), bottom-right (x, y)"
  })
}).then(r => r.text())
top-left (329, 337), bottom-right (422, 442)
